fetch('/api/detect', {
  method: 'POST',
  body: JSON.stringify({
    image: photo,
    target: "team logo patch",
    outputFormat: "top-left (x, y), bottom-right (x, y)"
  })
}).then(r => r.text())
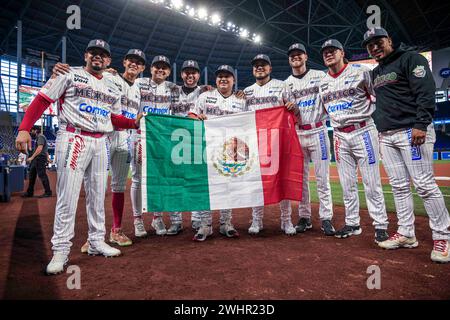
top-left (362, 131), bottom-right (376, 165)
top-left (412, 65), bottom-right (426, 78)
top-left (319, 130), bottom-right (328, 160)
top-left (212, 137), bottom-right (254, 177)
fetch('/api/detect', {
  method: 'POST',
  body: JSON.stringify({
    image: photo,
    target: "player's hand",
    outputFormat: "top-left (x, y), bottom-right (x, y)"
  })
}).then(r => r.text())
top-left (16, 130), bottom-right (31, 153)
top-left (105, 68), bottom-right (118, 75)
top-left (235, 90), bottom-right (246, 99)
top-left (52, 63), bottom-right (70, 77)
top-left (285, 101), bottom-right (298, 111)
top-left (135, 113), bottom-right (145, 128)
top-left (411, 128), bottom-right (426, 146)
top-left (197, 114), bottom-right (207, 120)
top-left (26, 158), bottom-right (33, 164)
top-left (205, 85), bottom-right (214, 91)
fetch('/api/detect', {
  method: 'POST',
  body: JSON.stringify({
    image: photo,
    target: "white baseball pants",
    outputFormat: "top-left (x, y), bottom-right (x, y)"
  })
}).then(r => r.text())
top-left (51, 130), bottom-right (109, 255)
top-left (380, 124), bottom-right (450, 240)
top-left (333, 125), bottom-right (388, 229)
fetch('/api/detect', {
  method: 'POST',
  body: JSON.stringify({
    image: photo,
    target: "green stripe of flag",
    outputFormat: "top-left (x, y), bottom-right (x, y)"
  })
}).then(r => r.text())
top-left (144, 114), bottom-right (211, 212)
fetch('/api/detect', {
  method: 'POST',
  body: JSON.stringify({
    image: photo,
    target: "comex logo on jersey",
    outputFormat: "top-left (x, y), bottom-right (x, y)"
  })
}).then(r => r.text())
top-left (79, 103), bottom-right (110, 117)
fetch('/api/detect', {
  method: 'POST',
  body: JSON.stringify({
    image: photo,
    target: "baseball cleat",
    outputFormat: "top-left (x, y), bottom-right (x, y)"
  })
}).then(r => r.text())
top-left (374, 229), bottom-right (389, 244)
top-left (88, 241), bottom-right (121, 257)
top-left (193, 225), bottom-right (213, 242)
top-left (377, 232), bottom-right (418, 249)
top-left (191, 220), bottom-right (201, 232)
top-left (281, 221), bottom-right (297, 236)
top-left (248, 219), bottom-right (263, 235)
top-left (431, 240), bottom-right (450, 263)
top-left (46, 253), bottom-right (69, 275)
top-left (109, 229), bottom-right (133, 246)
top-left (167, 223), bottom-right (183, 236)
top-left (134, 218), bottom-right (148, 238)
top-left (219, 222), bottom-right (239, 238)
top-left (295, 217), bottom-right (312, 233)
top-left (81, 241), bottom-right (89, 254)
top-left (335, 225), bottom-right (362, 238)
top-left (151, 217), bottom-right (167, 236)
top-left (321, 219), bottom-right (336, 236)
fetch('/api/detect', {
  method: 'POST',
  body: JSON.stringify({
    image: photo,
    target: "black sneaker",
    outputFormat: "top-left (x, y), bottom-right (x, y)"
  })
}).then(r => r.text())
top-left (374, 229), bottom-right (389, 243)
top-left (321, 220), bottom-right (336, 236)
top-left (295, 217), bottom-right (312, 233)
top-left (335, 225), bottom-right (362, 238)
top-left (21, 192), bottom-right (33, 198)
top-left (38, 193), bottom-right (52, 198)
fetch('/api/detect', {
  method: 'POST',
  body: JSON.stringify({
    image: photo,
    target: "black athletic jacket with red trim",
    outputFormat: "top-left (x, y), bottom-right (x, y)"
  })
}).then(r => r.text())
top-left (371, 45), bottom-right (436, 133)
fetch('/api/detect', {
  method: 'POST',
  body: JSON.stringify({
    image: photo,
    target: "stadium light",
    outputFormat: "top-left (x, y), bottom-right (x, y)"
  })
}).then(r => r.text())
top-left (211, 13), bottom-right (221, 25)
top-left (171, 0), bottom-right (183, 10)
top-left (197, 7), bottom-right (208, 20)
top-left (148, 0), bottom-right (263, 44)
top-left (240, 28), bottom-right (249, 38)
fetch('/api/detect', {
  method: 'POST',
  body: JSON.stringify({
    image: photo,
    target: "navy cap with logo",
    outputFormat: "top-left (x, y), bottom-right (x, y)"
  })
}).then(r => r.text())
top-left (151, 55), bottom-right (171, 68)
top-left (252, 54), bottom-right (271, 66)
top-left (287, 43), bottom-right (307, 55)
top-left (215, 65), bottom-right (235, 78)
top-left (125, 49), bottom-right (146, 64)
top-left (182, 60), bottom-right (200, 72)
top-left (86, 39), bottom-right (111, 56)
top-left (362, 27), bottom-right (389, 47)
top-left (320, 39), bottom-right (344, 54)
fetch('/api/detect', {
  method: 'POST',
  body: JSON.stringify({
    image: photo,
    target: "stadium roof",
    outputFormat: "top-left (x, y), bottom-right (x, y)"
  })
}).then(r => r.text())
top-left (1, 0), bottom-right (449, 87)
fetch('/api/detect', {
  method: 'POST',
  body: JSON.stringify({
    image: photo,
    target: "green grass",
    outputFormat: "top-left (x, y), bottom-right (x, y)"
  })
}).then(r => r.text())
top-left (308, 181), bottom-right (450, 216)
top-left (308, 160), bottom-right (450, 167)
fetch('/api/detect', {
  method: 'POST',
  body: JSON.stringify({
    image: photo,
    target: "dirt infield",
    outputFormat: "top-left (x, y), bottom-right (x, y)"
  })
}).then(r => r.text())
top-left (0, 172), bottom-right (449, 300)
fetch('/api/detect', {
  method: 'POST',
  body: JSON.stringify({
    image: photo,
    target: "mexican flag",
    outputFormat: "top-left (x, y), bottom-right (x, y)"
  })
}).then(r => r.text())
top-left (141, 106), bottom-right (303, 212)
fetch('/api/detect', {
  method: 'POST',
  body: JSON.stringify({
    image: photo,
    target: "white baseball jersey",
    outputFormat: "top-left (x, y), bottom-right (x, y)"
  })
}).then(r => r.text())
top-left (285, 69), bottom-right (327, 128)
top-left (137, 78), bottom-right (177, 115)
top-left (171, 85), bottom-right (206, 116)
top-left (319, 64), bottom-right (375, 128)
top-left (194, 89), bottom-right (247, 117)
top-left (40, 67), bottom-right (121, 133)
top-left (244, 78), bottom-right (292, 111)
top-left (105, 73), bottom-right (141, 119)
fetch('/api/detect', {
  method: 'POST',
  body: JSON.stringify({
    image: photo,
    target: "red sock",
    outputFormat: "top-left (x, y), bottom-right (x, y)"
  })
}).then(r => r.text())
top-left (112, 192), bottom-right (125, 231)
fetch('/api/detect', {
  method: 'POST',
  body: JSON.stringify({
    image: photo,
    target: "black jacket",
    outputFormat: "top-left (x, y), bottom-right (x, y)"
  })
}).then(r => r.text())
top-left (371, 45), bottom-right (436, 132)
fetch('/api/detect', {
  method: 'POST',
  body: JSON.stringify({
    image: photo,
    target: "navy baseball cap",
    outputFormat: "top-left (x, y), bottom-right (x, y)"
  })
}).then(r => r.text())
top-left (215, 65), bottom-right (235, 78)
top-left (252, 54), bottom-right (271, 66)
top-left (320, 39), bottom-right (344, 54)
top-left (86, 39), bottom-right (111, 56)
top-left (151, 55), bottom-right (171, 68)
top-left (182, 60), bottom-right (200, 72)
top-left (125, 49), bottom-right (146, 64)
top-left (362, 27), bottom-right (389, 47)
top-left (288, 43), bottom-right (307, 55)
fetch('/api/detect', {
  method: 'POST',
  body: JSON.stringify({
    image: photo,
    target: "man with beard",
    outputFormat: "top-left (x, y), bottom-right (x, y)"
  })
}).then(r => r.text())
top-left (188, 65), bottom-right (247, 241)
top-left (284, 43), bottom-right (335, 236)
top-left (362, 27), bottom-right (450, 263)
top-left (21, 125), bottom-right (52, 198)
top-left (52, 49), bottom-right (146, 248)
top-left (244, 54), bottom-right (297, 236)
top-left (15, 39), bottom-right (142, 275)
top-left (169, 60), bottom-right (212, 234)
